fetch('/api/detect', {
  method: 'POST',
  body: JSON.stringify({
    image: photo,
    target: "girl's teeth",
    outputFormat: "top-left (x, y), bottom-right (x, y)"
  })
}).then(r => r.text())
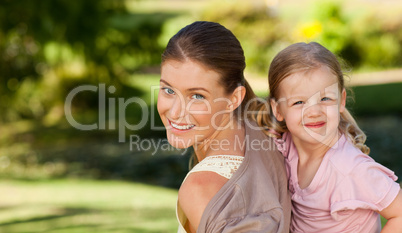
top-left (171, 122), bottom-right (195, 130)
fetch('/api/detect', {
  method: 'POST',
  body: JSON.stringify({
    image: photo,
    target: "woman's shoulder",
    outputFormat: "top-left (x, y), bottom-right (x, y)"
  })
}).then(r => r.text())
top-left (180, 170), bottom-right (228, 198)
top-left (178, 170), bottom-right (228, 231)
top-left (180, 155), bottom-right (236, 208)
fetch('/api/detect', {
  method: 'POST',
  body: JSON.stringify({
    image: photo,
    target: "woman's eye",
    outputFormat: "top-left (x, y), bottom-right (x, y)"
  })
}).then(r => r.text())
top-left (192, 94), bottom-right (204, 100)
top-left (163, 87), bottom-right (175, 95)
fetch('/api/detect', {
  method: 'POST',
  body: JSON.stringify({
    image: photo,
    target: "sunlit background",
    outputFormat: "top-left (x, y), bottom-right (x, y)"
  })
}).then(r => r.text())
top-left (1, 0), bottom-right (401, 232)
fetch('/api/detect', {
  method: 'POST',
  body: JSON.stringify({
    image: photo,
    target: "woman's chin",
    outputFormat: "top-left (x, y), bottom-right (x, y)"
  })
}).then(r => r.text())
top-left (167, 135), bottom-right (193, 149)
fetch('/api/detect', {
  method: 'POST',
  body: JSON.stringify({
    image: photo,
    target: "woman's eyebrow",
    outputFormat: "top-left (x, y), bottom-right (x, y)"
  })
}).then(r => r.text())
top-left (160, 79), bottom-right (210, 93)
top-left (187, 87), bottom-right (210, 93)
top-left (160, 79), bottom-right (171, 86)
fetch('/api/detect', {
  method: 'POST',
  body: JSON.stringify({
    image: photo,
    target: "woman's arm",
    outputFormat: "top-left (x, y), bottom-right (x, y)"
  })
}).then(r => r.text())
top-left (380, 189), bottom-right (402, 233)
top-left (178, 171), bottom-right (227, 233)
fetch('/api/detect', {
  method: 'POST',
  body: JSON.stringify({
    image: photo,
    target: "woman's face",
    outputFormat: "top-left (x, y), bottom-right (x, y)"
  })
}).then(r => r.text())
top-left (157, 60), bottom-right (232, 149)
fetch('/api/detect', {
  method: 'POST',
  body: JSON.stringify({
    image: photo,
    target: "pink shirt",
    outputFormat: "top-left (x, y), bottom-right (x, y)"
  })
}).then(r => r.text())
top-left (275, 133), bottom-right (400, 233)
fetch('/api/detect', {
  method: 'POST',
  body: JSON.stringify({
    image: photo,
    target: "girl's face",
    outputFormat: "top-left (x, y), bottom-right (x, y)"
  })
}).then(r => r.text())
top-left (271, 66), bottom-right (346, 147)
top-left (157, 60), bottom-right (232, 149)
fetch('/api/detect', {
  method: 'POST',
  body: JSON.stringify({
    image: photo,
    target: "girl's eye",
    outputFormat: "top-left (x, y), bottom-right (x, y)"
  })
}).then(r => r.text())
top-left (162, 87), bottom-right (175, 95)
top-left (321, 97), bottom-right (331, 101)
top-left (293, 101), bottom-right (304, 106)
top-left (192, 94), bottom-right (205, 100)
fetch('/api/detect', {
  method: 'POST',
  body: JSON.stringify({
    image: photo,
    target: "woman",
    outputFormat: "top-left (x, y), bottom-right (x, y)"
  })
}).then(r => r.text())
top-left (157, 21), bottom-right (291, 232)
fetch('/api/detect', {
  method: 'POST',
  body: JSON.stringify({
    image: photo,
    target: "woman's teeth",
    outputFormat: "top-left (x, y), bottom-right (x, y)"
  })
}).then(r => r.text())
top-left (171, 122), bottom-right (195, 130)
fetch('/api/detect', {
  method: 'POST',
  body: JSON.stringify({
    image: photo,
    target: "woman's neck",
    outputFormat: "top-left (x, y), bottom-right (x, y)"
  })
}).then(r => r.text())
top-left (193, 117), bottom-right (245, 162)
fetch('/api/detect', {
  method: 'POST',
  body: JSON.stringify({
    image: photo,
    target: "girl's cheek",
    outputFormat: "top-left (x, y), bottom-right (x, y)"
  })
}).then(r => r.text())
top-left (289, 108), bottom-right (302, 118)
top-left (329, 106), bottom-right (342, 119)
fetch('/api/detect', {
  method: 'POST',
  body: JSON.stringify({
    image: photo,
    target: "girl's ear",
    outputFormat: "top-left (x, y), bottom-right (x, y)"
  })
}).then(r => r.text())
top-left (270, 99), bottom-right (284, 121)
top-left (270, 98), bottom-right (284, 121)
top-left (339, 88), bottom-right (347, 113)
top-left (228, 86), bottom-right (246, 111)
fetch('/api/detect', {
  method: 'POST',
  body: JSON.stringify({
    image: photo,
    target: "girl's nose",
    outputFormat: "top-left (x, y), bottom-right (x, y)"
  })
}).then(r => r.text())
top-left (303, 92), bottom-right (323, 118)
top-left (303, 102), bottom-right (323, 118)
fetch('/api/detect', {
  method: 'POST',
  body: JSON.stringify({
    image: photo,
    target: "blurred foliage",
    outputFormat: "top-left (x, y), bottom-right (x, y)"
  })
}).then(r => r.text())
top-left (349, 82), bottom-right (402, 116)
top-left (200, 0), bottom-right (402, 74)
top-left (200, 0), bottom-right (286, 73)
top-left (2, 0), bottom-right (401, 123)
top-left (0, 0), bottom-right (176, 123)
top-left (306, 1), bottom-right (402, 70)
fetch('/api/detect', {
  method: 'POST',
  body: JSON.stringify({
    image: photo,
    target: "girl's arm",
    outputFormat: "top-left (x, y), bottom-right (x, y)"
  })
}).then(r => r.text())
top-left (380, 189), bottom-right (402, 233)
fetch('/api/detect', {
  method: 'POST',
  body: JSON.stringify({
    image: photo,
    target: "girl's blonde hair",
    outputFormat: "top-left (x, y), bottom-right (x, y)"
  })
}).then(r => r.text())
top-left (253, 42), bottom-right (370, 154)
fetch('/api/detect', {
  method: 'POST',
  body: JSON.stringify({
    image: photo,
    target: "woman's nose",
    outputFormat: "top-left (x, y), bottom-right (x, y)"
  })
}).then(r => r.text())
top-left (169, 95), bottom-right (186, 119)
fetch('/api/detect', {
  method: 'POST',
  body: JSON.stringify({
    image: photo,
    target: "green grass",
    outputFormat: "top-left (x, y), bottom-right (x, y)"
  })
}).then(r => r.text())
top-left (0, 179), bottom-right (178, 233)
top-left (0, 179), bottom-right (390, 232)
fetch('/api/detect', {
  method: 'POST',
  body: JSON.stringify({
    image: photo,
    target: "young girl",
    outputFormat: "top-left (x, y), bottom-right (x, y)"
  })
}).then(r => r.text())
top-left (255, 42), bottom-right (402, 233)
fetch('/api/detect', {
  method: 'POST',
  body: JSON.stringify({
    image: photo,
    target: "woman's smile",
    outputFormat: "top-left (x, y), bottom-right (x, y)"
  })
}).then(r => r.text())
top-left (169, 119), bottom-right (196, 132)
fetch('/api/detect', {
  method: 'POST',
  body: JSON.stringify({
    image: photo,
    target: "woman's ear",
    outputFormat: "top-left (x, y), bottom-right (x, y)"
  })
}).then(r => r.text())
top-left (270, 98), bottom-right (284, 121)
top-left (228, 86), bottom-right (246, 111)
top-left (339, 88), bottom-right (347, 113)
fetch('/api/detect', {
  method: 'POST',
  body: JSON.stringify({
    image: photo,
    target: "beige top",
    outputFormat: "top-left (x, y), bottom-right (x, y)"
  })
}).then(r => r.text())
top-left (176, 121), bottom-right (291, 233)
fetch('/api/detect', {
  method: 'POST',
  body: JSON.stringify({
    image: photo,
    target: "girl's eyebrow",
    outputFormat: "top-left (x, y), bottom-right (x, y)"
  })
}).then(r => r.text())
top-left (286, 96), bottom-right (305, 101)
top-left (159, 79), bottom-right (210, 93)
top-left (323, 90), bottom-right (338, 95)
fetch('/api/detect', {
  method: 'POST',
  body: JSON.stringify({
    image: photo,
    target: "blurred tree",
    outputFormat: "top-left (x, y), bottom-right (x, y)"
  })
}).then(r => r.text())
top-left (0, 0), bottom-right (175, 123)
top-left (293, 0), bottom-right (402, 70)
top-left (200, 0), bottom-right (285, 73)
